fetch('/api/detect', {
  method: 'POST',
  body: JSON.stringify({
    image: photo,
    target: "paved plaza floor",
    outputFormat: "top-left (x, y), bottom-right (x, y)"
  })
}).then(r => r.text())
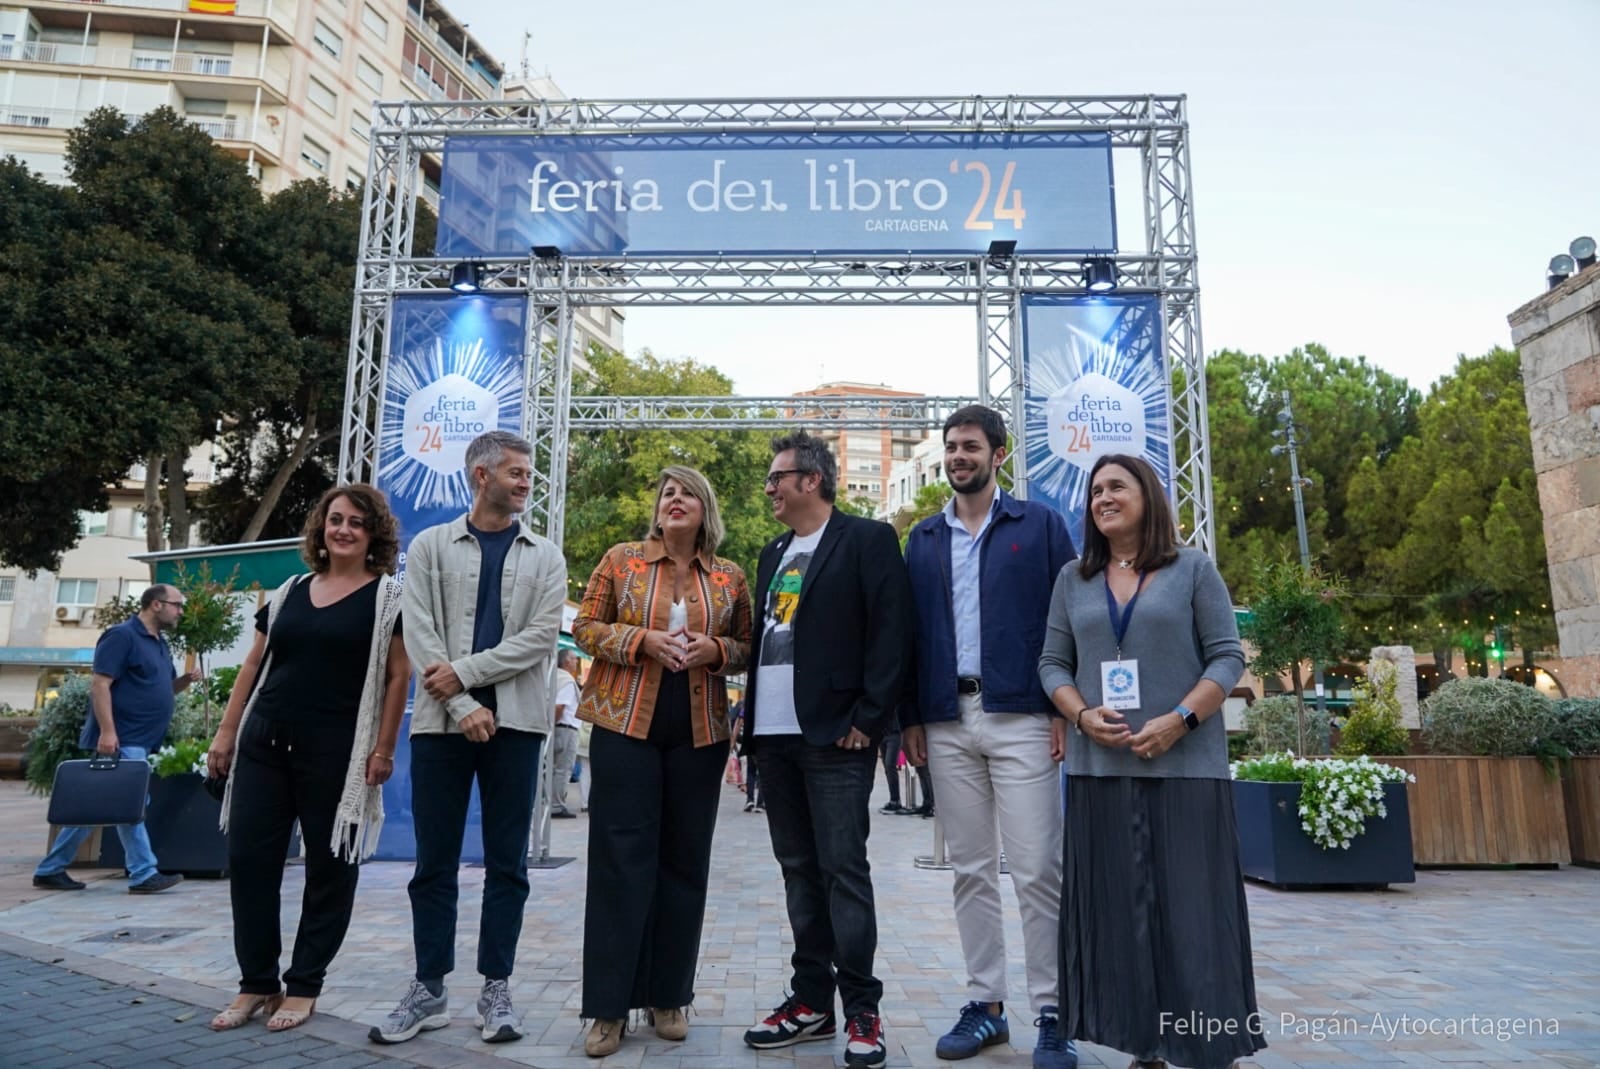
top-left (0, 777), bottom-right (1595, 1068)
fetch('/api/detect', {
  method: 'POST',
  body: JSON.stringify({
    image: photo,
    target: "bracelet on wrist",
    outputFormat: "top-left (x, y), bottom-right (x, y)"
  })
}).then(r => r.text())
top-left (374, 752), bottom-right (394, 761)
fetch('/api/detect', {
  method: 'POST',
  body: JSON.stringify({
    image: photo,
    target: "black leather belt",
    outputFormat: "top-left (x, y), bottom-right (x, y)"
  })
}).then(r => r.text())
top-left (556, 723), bottom-right (580, 731)
top-left (957, 676), bottom-right (982, 696)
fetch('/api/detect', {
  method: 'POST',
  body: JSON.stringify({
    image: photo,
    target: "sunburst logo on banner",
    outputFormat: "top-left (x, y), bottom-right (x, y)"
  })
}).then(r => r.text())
top-left (379, 330), bottom-right (524, 512)
top-left (1022, 296), bottom-right (1171, 547)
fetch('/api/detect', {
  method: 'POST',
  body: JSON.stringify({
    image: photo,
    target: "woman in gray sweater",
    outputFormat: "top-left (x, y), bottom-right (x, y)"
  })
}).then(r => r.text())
top-left (1039, 454), bottom-right (1263, 1069)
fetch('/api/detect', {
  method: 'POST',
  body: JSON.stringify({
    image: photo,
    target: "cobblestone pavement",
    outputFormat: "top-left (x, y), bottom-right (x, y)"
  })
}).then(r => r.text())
top-left (0, 778), bottom-right (1596, 1068)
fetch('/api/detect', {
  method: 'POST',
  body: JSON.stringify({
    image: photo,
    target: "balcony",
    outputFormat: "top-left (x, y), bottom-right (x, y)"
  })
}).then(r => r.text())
top-left (403, 5), bottom-right (498, 98)
top-left (183, 113), bottom-right (281, 157)
top-left (29, 0), bottom-right (296, 40)
top-left (0, 41), bottom-right (287, 98)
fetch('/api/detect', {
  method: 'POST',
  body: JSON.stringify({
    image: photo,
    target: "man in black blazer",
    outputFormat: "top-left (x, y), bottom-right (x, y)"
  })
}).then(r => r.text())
top-left (740, 429), bottom-right (913, 1069)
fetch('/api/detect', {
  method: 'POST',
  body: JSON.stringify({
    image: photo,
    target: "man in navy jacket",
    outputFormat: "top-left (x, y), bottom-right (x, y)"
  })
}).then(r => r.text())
top-left (902, 405), bottom-right (1077, 1069)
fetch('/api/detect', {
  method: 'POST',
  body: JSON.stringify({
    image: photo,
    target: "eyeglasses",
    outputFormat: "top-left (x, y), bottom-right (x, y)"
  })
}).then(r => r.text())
top-left (157, 600), bottom-right (186, 609)
top-left (764, 469), bottom-right (806, 488)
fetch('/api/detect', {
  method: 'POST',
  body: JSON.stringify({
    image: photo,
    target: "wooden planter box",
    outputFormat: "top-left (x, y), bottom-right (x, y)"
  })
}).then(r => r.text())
top-left (1385, 756), bottom-right (1570, 866)
top-left (0, 716), bottom-right (38, 779)
top-left (1233, 779), bottom-right (1415, 888)
top-left (1563, 757), bottom-right (1600, 867)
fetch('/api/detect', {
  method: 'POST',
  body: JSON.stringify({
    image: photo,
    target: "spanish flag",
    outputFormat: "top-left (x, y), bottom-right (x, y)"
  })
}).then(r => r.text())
top-left (188, 0), bottom-right (237, 13)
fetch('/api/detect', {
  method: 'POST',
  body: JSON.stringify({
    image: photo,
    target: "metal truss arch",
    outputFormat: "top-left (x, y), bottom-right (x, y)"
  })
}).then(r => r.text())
top-left (341, 94), bottom-right (1214, 556)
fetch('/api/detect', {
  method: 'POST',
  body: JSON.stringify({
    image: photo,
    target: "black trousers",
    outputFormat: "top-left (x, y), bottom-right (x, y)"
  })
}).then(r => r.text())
top-left (228, 714), bottom-right (360, 999)
top-left (582, 671), bottom-right (728, 1018)
top-left (757, 735), bottom-right (882, 1018)
top-left (879, 731), bottom-right (902, 805)
top-left (409, 728), bottom-right (542, 983)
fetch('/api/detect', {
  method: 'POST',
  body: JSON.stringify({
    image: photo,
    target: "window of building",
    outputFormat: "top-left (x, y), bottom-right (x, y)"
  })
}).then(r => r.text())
top-left (357, 56), bottom-right (383, 94)
top-left (55, 578), bottom-right (98, 607)
top-left (79, 511), bottom-right (108, 536)
top-left (350, 109), bottom-right (370, 142)
top-left (300, 135), bottom-right (330, 173)
top-left (0, 576), bottom-right (14, 602)
top-left (307, 76), bottom-right (337, 115)
top-left (361, 4), bottom-right (388, 40)
top-left (313, 19), bottom-right (342, 59)
top-left (843, 433), bottom-right (880, 455)
top-left (347, 168), bottom-right (364, 191)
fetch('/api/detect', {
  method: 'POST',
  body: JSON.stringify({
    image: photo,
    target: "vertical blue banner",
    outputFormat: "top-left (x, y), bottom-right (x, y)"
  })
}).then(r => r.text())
top-left (1021, 296), bottom-right (1172, 550)
top-left (372, 293), bottom-right (526, 862)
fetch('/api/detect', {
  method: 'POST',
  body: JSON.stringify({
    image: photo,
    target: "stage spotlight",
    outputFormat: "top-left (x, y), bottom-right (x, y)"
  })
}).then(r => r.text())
top-left (987, 239), bottom-right (1017, 260)
top-left (450, 261), bottom-right (480, 293)
top-left (1548, 253), bottom-right (1576, 288)
top-left (532, 244), bottom-right (562, 260)
top-left (1572, 236), bottom-right (1597, 270)
top-left (1085, 258), bottom-right (1116, 293)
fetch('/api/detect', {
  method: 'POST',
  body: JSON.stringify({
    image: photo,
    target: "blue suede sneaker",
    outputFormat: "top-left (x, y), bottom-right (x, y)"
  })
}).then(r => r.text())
top-left (1032, 1005), bottom-right (1078, 1069)
top-left (936, 1001), bottom-right (1010, 1060)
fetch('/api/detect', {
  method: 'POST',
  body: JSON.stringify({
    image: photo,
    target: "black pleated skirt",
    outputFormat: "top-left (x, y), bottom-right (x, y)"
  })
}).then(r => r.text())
top-left (1059, 775), bottom-right (1266, 1068)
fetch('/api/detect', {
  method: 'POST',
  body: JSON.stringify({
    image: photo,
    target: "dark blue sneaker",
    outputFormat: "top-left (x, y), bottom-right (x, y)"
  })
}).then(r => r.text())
top-left (1032, 1006), bottom-right (1077, 1069)
top-left (936, 1001), bottom-right (1009, 1060)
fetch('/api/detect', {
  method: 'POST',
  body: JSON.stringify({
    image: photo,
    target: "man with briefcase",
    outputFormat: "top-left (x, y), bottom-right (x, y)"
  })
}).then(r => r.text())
top-left (34, 584), bottom-right (201, 894)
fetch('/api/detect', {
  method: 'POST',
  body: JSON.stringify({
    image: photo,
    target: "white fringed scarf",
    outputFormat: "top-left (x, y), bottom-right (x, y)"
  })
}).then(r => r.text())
top-left (218, 572), bottom-right (404, 861)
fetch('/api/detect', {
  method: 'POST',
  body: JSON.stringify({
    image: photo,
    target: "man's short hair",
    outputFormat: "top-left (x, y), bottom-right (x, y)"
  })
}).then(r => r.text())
top-left (943, 404), bottom-right (1007, 451)
top-left (770, 429), bottom-right (838, 503)
top-left (464, 431), bottom-right (534, 482)
top-left (139, 585), bottom-right (173, 610)
top-left (560, 650), bottom-right (581, 670)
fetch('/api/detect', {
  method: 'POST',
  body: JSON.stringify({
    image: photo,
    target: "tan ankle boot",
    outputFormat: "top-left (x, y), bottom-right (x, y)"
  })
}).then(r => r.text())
top-left (585, 1018), bottom-right (625, 1057)
top-left (651, 1006), bottom-right (688, 1040)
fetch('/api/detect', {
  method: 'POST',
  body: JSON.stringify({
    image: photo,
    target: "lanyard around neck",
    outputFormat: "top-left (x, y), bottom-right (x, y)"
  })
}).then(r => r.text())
top-left (1104, 570), bottom-right (1148, 659)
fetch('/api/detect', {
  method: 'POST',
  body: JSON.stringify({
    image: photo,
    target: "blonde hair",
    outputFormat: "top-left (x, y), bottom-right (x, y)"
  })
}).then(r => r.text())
top-left (653, 465), bottom-right (725, 555)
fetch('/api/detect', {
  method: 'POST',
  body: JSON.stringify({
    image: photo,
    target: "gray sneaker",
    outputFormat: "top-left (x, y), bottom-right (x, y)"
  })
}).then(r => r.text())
top-left (476, 978), bottom-right (522, 1043)
top-left (369, 979), bottom-right (449, 1044)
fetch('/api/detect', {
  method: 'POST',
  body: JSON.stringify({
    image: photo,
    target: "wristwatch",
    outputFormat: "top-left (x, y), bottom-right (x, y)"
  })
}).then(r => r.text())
top-left (1177, 705), bottom-right (1200, 732)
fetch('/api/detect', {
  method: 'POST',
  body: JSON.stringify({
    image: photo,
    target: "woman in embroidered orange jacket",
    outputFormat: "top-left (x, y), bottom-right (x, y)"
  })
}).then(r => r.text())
top-left (572, 465), bottom-right (752, 1058)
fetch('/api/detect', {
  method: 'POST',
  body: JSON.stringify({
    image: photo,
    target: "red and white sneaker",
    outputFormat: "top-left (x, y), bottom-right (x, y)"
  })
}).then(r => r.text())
top-left (844, 1011), bottom-right (887, 1068)
top-left (743, 994), bottom-right (836, 1049)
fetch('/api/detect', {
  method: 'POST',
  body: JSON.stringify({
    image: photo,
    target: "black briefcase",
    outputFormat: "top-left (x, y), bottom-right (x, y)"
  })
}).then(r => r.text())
top-left (46, 754), bottom-right (150, 827)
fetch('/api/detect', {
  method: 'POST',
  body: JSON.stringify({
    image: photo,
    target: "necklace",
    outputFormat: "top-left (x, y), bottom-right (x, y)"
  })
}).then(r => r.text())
top-left (1118, 558), bottom-right (1134, 570)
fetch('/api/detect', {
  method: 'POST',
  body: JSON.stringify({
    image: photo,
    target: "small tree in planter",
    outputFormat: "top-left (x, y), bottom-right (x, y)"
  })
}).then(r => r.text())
top-left (165, 564), bottom-right (250, 735)
top-left (1238, 557), bottom-right (1346, 755)
top-left (1552, 698), bottom-right (1600, 866)
top-left (1336, 660), bottom-right (1409, 757)
top-left (1242, 695), bottom-right (1330, 757)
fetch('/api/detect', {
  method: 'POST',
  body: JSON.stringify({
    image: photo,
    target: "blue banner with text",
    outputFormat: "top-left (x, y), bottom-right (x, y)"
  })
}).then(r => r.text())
top-left (1021, 295), bottom-right (1172, 549)
top-left (437, 131), bottom-right (1115, 257)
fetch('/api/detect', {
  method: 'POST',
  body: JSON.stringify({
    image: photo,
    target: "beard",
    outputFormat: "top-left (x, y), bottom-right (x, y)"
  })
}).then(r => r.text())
top-left (946, 464), bottom-right (994, 495)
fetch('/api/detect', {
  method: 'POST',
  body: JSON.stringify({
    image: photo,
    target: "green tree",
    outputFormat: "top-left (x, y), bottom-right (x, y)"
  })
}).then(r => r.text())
top-left (62, 108), bottom-right (297, 551)
top-left (562, 346), bottom-right (776, 594)
top-left (1346, 347), bottom-right (1553, 673)
top-left (1237, 557), bottom-right (1346, 755)
top-left (896, 482), bottom-right (953, 547)
top-left (1205, 346), bottom-right (1419, 614)
top-left (0, 156), bottom-right (122, 572)
top-left (166, 564), bottom-right (252, 732)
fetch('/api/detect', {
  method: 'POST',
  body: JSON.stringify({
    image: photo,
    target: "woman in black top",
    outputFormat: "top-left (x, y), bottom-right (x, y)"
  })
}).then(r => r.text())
top-left (206, 484), bottom-right (410, 1032)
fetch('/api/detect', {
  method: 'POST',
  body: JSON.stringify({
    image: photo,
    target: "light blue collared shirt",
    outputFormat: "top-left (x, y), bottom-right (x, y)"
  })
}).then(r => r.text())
top-left (944, 492), bottom-right (1001, 678)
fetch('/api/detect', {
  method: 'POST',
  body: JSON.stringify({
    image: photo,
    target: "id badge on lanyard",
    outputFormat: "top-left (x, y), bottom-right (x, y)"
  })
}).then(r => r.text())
top-left (1101, 572), bottom-right (1147, 712)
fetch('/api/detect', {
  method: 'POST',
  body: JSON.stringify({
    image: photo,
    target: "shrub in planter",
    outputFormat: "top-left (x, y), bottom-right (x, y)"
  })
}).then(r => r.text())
top-left (1551, 698), bottom-right (1600, 757)
top-left (1420, 677), bottom-right (1557, 757)
top-left (1243, 695), bottom-right (1330, 757)
top-left (1337, 660), bottom-right (1409, 757)
top-left (1232, 751), bottom-right (1414, 850)
top-left (23, 673), bottom-right (90, 795)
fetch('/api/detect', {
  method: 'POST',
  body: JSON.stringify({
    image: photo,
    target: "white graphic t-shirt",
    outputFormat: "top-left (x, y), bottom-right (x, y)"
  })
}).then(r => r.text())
top-left (754, 522), bottom-right (827, 736)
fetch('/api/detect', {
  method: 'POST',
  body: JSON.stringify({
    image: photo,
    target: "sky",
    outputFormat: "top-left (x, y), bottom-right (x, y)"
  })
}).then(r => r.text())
top-left (444, 0), bottom-right (1599, 399)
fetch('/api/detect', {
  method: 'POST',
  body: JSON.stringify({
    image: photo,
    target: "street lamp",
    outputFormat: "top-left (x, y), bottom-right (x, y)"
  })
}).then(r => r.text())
top-left (1270, 389), bottom-right (1326, 718)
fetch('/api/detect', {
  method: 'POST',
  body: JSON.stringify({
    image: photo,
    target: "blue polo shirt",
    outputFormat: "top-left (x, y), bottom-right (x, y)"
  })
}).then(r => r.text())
top-left (79, 617), bottom-right (178, 752)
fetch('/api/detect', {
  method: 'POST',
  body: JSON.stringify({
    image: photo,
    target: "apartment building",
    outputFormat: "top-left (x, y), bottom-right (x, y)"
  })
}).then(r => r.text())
top-left (788, 382), bottom-right (929, 515)
top-left (879, 434), bottom-right (946, 529)
top-left (0, 0), bottom-right (503, 194)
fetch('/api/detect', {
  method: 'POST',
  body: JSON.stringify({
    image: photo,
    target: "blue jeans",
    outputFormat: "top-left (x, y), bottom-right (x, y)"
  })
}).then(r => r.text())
top-left (408, 728), bottom-right (542, 984)
top-left (756, 735), bottom-right (882, 1018)
top-left (36, 745), bottom-right (159, 885)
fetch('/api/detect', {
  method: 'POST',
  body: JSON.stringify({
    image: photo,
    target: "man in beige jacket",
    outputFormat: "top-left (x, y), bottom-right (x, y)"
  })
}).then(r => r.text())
top-left (371, 430), bottom-right (567, 1047)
